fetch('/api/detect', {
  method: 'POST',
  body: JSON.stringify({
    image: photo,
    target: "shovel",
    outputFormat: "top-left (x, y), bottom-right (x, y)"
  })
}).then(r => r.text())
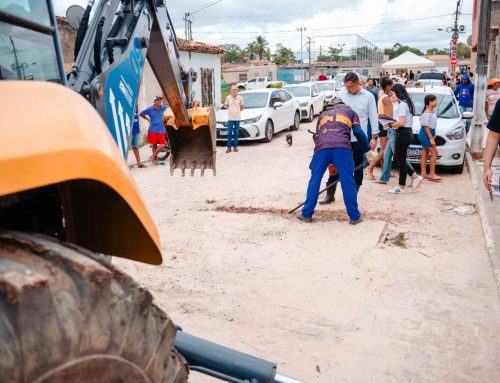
top-left (288, 161), bottom-right (367, 214)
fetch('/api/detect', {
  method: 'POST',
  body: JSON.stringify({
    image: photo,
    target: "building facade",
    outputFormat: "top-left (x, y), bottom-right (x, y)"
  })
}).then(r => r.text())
top-left (471, 0), bottom-right (500, 77)
top-left (222, 61), bottom-right (277, 83)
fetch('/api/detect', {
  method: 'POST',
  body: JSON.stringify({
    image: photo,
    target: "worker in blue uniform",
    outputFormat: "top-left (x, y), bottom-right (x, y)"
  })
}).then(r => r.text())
top-left (297, 97), bottom-right (370, 224)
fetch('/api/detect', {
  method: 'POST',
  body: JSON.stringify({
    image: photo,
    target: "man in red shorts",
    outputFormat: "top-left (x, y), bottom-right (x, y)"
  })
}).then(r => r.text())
top-left (140, 95), bottom-right (167, 165)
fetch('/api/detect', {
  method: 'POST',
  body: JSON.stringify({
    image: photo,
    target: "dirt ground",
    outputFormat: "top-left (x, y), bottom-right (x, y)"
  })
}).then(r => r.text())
top-left (119, 120), bottom-right (500, 382)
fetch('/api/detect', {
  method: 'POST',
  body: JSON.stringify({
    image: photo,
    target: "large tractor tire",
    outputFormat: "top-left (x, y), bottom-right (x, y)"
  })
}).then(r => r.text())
top-left (0, 231), bottom-right (188, 383)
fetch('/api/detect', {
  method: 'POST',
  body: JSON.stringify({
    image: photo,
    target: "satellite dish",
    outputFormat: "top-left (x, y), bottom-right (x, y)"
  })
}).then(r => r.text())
top-left (66, 5), bottom-right (85, 29)
top-left (467, 35), bottom-right (472, 46)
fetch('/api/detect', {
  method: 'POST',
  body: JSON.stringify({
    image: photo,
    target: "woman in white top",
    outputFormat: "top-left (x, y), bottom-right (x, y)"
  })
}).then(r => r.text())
top-left (388, 84), bottom-right (423, 194)
top-left (418, 94), bottom-right (442, 181)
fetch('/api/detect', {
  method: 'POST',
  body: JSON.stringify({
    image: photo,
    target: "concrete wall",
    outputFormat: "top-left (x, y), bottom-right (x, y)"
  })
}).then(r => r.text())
top-left (179, 50), bottom-right (221, 106)
top-left (222, 64), bottom-right (277, 83)
top-left (56, 17), bottom-right (76, 65)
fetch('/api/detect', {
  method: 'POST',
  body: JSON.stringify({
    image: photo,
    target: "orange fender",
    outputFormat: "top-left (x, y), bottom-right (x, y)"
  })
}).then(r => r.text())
top-left (0, 81), bottom-right (162, 265)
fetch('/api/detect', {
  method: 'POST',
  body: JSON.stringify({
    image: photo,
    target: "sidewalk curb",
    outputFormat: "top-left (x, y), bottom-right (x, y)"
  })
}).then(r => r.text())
top-left (465, 152), bottom-right (500, 299)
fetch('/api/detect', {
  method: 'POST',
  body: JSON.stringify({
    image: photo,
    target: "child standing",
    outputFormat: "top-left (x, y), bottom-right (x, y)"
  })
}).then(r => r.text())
top-left (418, 94), bottom-right (442, 181)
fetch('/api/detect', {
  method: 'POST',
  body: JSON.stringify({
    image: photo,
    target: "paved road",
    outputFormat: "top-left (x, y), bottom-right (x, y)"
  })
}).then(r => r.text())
top-left (119, 119), bottom-right (500, 382)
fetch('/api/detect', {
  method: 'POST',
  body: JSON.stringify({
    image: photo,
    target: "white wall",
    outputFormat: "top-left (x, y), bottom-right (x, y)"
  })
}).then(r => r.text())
top-left (179, 51), bottom-right (222, 106)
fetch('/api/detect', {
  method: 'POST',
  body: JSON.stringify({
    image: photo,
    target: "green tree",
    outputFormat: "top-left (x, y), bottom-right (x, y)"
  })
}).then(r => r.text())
top-left (272, 43), bottom-right (295, 65)
top-left (457, 42), bottom-right (471, 58)
top-left (219, 44), bottom-right (245, 63)
top-left (426, 47), bottom-right (450, 55)
top-left (384, 43), bottom-right (424, 59)
top-left (245, 41), bottom-right (258, 60)
top-left (254, 35), bottom-right (269, 60)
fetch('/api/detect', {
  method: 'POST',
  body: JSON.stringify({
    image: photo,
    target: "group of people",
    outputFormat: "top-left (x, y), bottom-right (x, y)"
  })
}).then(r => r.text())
top-left (298, 71), bottom-right (448, 224)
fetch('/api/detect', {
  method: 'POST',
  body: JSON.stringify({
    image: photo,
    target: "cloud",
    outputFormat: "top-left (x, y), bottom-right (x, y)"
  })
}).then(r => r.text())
top-left (52, 0), bottom-right (473, 52)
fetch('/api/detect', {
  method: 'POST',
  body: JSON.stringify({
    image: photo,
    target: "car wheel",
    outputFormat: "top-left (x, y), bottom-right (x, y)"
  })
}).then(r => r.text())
top-left (263, 120), bottom-right (274, 143)
top-left (449, 161), bottom-right (464, 174)
top-left (290, 111), bottom-right (300, 131)
top-left (306, 106), bottom-right (314, 122)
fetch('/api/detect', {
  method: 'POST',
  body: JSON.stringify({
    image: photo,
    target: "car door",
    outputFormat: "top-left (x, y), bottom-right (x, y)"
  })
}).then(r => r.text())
top-left (247, 78), bottom-right (257, 89)
top-left (269, 90), bottom-right (286, 131)
top-left (311, 85), bottom-right (322, 115)
top-left (278, 90), bottom-right (294, 128)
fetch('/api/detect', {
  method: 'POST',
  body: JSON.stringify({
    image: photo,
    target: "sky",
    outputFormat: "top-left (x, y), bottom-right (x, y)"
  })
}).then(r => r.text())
top-left (53, 0), bottom-right (473, 56)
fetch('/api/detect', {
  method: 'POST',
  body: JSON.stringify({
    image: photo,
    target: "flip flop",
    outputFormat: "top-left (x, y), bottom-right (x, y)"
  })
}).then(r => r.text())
top-left (428, 177), bottom-right (443, 182)
top-left (138, 164), bottom-right (147, 168)
top-left (365, 170), bottom-right (376, 180)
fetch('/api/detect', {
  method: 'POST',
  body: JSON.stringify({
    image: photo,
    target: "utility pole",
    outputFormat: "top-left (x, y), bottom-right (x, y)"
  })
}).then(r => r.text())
top-left (184, 12), bottom-right (192, 41)
top-left (307, 37), bottom-right (312, 80)
top-left (471, 0), bottom-right (493, 156)
top-left (9, 37), bottom-right (22, 80)
top-left (297, 27), bottom-right (306, 81)
top-left (450, 1), bottom-right (461, 75)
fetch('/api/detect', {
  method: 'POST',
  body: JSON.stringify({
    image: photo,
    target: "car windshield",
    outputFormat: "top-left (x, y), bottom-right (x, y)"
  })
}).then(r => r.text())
top-left (419, 73), bottom-right (444, 80)
top-left (409, 93), bottom-right (460, 119)
top-left (239, 92), bottom-right (269, 108)
top-left (316, 83), bottom-right (335, 91)
top-left (333, 75), bottom-right (345, 84)
top-left (285, 86), bottom-right (310, 97)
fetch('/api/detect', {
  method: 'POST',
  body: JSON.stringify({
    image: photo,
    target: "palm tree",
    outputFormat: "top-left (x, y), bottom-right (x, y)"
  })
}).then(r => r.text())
top-left (254, 35), bottom-right (269, 60)
top-left (245, 42), bottom-right (258, 61)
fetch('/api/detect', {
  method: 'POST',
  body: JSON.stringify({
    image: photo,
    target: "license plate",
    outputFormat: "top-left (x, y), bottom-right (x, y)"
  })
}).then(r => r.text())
top-left (219, 130), bottom-right (227, 136)
top-left (407, 146), bottom-right (422, 156)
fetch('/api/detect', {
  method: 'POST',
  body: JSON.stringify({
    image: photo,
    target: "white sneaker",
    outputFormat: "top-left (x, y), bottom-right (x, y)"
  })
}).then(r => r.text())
top-left (388, 186), bottom-right (404, 194)
top-left (410, 175), bottom-right (423, 188)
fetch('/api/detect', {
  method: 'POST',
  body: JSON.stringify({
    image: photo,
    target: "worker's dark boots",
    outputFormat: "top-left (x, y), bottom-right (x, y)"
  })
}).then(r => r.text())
top-left (319, 182), bottom-right (336, 205)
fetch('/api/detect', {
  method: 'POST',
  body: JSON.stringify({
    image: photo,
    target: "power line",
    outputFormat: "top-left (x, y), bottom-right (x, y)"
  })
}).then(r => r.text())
top-left (186, 13), bottom-right (455, 35)
top-left (189, 0), bottom-right (224, 15)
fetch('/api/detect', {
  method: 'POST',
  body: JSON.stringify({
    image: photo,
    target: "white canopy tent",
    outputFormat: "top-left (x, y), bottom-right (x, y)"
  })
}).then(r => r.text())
top-left (382, 51), bottom-right (435, 70)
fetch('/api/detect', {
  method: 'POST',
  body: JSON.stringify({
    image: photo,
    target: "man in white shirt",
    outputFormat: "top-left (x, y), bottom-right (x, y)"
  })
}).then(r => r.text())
top-left (224, 85), bottom-right (245, 153)
top-left (320, 72), bottom-right (378, 204)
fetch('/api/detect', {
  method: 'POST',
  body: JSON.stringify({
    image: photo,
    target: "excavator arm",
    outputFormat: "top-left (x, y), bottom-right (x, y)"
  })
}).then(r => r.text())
top-left (67, 0), bottom-right (216, 175)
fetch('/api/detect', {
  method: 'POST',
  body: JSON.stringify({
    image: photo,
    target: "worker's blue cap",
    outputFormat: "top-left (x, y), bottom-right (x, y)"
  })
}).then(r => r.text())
top-left (462, 73), bottom-right (470, 80)
top-left (154, 95), bottom-right (163, 100)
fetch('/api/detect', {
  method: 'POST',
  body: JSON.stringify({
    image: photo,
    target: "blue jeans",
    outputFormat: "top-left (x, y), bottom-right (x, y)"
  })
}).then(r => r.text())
top-left (459, 105), bottom-right (472, 134)
top-left (380, 129), bottom-right (414, 183)
top-left (302, 148), bottom-right (361, 221)
top-left (227, 120), bottom-right (240, 148)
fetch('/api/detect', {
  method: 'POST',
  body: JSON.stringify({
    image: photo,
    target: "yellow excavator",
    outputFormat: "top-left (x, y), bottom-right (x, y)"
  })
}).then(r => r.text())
top-left (0, 1), bottom-right (301, 382)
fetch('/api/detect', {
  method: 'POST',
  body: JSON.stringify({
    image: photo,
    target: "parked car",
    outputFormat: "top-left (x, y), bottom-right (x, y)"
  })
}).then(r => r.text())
top-left (236, 77), bottom-right (284, 90)
top-left (314, 80), bottom-right (342, 107)
top-left (417, 79), bottom-right (445, 87)
top-left (333, 73), bottom-right (347, 85)
top-left (416, 71), bottom-right (446, 82)
top-left (216, 89), bottom-right (300, 143)
top-left (406, 87), bottom-right (473, 174)
top-left (283, 83), bottom-right (325, 122)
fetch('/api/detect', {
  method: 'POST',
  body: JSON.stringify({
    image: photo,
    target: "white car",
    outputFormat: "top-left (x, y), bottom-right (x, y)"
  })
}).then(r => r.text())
top-left (314, 80), bottom-right (342, 106)
top-left (406, 87), bottom-right (473, 174)
top-left (283, 83), bottom-right (325, 122)
top-left (216, 89), bottom-right (300, 143)
top-left (417, 79), bottom-right (445, 87)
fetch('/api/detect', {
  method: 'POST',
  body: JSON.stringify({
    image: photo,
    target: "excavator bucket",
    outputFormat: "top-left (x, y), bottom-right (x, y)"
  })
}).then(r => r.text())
top-left (164, 106), bottom-right (217, 176)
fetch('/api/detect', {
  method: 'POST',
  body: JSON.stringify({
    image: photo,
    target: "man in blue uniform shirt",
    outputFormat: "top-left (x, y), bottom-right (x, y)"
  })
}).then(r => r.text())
top-left (298, 98), bottom-right (370, 224)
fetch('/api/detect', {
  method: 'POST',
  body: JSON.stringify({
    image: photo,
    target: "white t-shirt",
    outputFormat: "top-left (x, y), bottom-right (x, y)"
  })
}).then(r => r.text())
top-left (419, 112), bottom-right (437, 130)
top-left (225, 95), bottom-right (244, 121)
top-left (394, 101), bottom-right (413, 128)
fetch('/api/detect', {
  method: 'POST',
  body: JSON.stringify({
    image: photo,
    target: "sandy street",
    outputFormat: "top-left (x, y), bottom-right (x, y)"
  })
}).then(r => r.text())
top-left (118, 120), bottom-right (500, 382)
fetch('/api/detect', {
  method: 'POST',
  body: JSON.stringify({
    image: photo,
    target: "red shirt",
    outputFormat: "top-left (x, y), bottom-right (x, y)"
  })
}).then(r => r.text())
top-left (318, 74), bottom-right (327, 81)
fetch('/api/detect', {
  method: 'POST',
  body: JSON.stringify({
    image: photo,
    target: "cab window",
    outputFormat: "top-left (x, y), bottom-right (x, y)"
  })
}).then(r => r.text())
top-left (0, 21), bottom-right (61, 82)
top-left (0, 1), bottom-right (51, 26)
